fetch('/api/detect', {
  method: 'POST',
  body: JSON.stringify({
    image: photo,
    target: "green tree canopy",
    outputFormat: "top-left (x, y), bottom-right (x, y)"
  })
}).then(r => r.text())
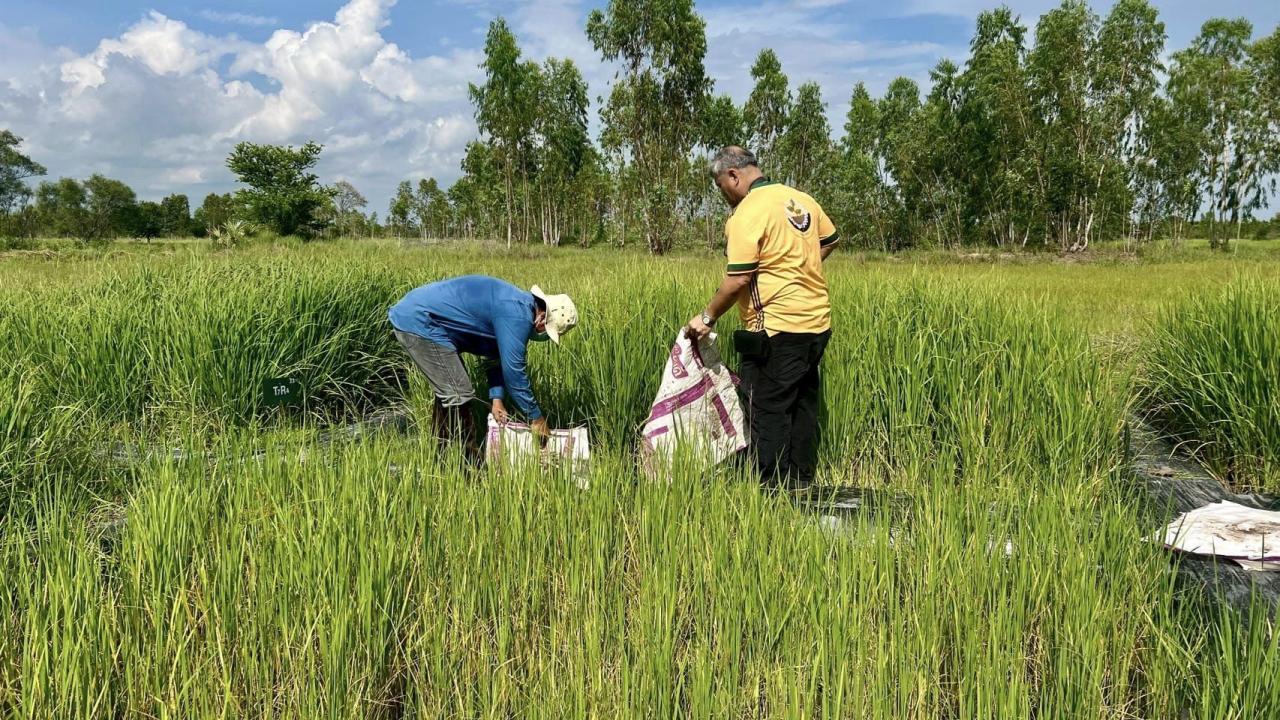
top-left (159, 193), bottom-right (193, 237)
top-left (135, 201), bottom-right (165, 241)
top-left (194, 193), bottom-right (235, 236)
top-left (778, 82), bottom-right (832, 193)
top-left (470, 18), bottom-right (540, 247)
top-left (0, 130), bottom-right (46, 215)
top-left (588, 0), bottom-right (712, 254)
top-left (225, 141), bottom-right (333, 238)
top-left (744, 49), bottom-right (791, 160)
top-left (82, 174), bottom-right (138, 242)
top-left (332, 180), bottom-right (368, 237)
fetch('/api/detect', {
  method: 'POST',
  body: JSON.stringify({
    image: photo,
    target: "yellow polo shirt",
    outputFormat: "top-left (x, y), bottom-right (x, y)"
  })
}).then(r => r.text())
top-left (725, 179), bottom-right (838, 335)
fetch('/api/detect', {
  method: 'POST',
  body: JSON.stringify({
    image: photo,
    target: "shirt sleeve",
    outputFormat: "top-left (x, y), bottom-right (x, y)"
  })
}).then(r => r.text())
top-left (816, 204), bottom-right (839, 248)
top-left (725, 211), bottom-right (765, 276)
top-left (482, 358), bottom-right (504, 401)
top-left (493, 316), bottom-right (542, 420)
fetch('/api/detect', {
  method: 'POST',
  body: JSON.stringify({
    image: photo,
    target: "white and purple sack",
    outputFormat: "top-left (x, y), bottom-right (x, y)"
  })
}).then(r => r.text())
top-left (640, 332), bottom-right (748, 480)
top-left (485, 416), bottom-right (591, 489)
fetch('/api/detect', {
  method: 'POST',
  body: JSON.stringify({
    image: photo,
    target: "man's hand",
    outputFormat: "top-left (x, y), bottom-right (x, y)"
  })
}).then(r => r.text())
top-left (491, 398), bottom-right (509, 424)
top-left (530, 417), bottom-right (551, 446)
top-left (685, 313), bottom-right (712, 341)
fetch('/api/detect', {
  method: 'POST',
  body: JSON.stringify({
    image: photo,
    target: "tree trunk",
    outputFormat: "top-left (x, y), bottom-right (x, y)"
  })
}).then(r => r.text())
top-left (504, 162), bottom-right (514, 249)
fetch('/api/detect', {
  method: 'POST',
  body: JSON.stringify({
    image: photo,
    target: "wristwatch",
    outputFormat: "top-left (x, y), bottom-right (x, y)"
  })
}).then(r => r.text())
top-left (701, 310), bottom-right (716, 326)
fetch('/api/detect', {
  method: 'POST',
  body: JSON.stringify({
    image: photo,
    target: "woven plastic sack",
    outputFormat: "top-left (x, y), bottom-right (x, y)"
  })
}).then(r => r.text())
top-left (1154, 500), bottom-right (1280, 571)
top-left (485, 415), bottom-right (590, 489)
top-left (640, 332), bottom-right (747, 480)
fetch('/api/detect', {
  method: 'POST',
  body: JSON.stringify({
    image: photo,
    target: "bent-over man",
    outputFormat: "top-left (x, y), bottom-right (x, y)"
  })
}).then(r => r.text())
top-left (389, 275), bottom-right (578, 451)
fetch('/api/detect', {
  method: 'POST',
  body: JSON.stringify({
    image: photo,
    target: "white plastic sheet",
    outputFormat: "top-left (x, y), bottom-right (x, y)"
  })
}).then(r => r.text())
top-left (485, 416), bottom-right (590, 489)
top-left (640, 332), bottom-right (748, 480)
top-left (1157, 500), bottom-right (1280, 571)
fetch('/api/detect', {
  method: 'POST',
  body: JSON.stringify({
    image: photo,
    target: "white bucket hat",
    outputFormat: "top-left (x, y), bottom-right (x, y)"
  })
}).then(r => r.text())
top-left (530, 285), bottom-right (578, 344)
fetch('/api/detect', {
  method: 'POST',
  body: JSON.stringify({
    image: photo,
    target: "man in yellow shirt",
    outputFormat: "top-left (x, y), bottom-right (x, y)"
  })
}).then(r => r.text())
top-left (686, 146), bottom-right (839, 491)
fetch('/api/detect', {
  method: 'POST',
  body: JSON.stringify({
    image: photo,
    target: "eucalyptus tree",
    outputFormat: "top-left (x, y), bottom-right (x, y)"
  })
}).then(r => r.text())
top-left (387, 180), bottom-right (415, 238)
top-left (914, 60), bottom-right (968, 248)
top-left (1167, 19), bottom-right (1254, 249)
top-left (588, 0), bottom-right (712, 254)
top-left (470, 18), bottom-right (540, 247)
top-left (1091, 0), bottom-right (1165, 240)
top-left (743, 49), bottom-right (791, 161)
top-left (959, 8), bottom-right (1041, 247)
top-left (877, 77), bottom-right (922, 249)
top-left (536, 58), bottom-right (591, 246)
top-left (1253, 27), bottom-right (1280, 176)
top-left (1028, 0), bottom-right (1099, 250)
top-left (1138, 95), bottom-right (1203, 240)
top-left (777, 82), bottom-right (833, 196)
top-left (836, 82), bottom-right (885, 248)
top-left (1238, 26), bottom-right (1280, 235)
top-left (332, 180), bottom-right (367, 238)
top-left (450, 141), bottom-right (503, 240)
top-left (697, 93), bottom-right (744, 248)
top-left (414, 178), bottom-right (449, 240)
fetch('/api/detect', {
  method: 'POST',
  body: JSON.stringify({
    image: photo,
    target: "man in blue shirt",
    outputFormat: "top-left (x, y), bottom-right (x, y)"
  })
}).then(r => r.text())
top-left (389, 275), bottom-right (578, 450)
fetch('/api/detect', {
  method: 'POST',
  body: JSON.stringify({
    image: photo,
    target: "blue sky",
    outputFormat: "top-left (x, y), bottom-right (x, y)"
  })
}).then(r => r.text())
top-left (1, 0), bottom-right (1277, 214)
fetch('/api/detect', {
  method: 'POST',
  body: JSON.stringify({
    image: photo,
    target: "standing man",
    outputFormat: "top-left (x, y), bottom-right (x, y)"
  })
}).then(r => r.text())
top-left (686, 146), bottom-right (839, 491)
top-left (389, 275), bottom-right (578, 451)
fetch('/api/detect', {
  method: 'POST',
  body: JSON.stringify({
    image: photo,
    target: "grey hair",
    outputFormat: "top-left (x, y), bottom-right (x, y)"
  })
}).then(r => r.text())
top-left (708, 146), bottom-right (758, 178)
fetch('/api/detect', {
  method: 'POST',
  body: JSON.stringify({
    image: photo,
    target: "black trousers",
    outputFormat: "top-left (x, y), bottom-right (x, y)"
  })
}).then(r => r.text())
top-left (736, 329), bottom-right (831, 488)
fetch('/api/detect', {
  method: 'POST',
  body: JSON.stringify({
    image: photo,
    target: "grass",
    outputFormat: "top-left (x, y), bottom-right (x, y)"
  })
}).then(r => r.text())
top-left (1140, 277), bottom-right (1280, 492)
top-left (1, 240), bottom-right (1278, 716)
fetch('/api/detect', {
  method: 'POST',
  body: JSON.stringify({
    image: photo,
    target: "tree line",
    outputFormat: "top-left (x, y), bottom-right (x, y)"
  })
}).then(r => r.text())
top-left (0, 135), bottom-right (357, 245)
top-left (453, 0), bottom-right (1280, 252)
top-left (1, 0), bottom-right (1278, 253)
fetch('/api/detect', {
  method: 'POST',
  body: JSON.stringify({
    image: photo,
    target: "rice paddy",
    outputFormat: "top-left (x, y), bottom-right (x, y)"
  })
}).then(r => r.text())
top-left (2, 241), bottom-right (1278, 717)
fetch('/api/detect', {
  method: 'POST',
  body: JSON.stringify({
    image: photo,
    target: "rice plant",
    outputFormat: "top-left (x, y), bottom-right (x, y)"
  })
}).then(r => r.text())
top-left (0, 243), bottom-right (1276, 717)
top-left (1141, 277), bottom-right (1280, 492)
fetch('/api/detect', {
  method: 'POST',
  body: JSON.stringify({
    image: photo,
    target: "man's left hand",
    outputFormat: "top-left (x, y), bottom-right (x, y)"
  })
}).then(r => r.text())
top-left (685, 314), bottom-right (712, 341)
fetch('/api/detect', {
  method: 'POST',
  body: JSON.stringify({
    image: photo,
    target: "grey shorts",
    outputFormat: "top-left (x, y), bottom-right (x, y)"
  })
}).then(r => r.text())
top-left (394, 330), bottom-right (475, 408)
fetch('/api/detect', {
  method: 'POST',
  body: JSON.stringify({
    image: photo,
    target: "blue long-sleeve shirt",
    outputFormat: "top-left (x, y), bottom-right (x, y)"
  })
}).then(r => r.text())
top-left (388, 275), bottom-right (542, 420)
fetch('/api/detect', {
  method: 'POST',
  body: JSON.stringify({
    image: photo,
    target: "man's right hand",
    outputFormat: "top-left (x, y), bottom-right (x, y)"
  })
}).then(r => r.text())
top-left (685, 313), bottom-right (713, 341)
top-left (530, 417), bottom-right (550, 446)
top-left (491, 398), bottom-right (509, 424)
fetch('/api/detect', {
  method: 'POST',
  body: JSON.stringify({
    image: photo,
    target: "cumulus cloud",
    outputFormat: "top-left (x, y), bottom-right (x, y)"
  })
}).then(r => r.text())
top-left (60, 12), bottom-right (245, 94)
top-left (0, 0), bottom-right (482, 210)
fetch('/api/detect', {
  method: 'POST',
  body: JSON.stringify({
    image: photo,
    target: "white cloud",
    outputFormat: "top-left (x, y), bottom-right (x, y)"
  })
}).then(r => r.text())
top-left (0, 1), bottom-right (482, 211)
top-left (60, 11), bottom-right (244, 93)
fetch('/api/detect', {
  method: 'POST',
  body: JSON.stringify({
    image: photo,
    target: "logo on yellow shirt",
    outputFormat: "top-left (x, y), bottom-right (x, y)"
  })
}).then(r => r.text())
top-left (785, 198), bottom-right (812, 232)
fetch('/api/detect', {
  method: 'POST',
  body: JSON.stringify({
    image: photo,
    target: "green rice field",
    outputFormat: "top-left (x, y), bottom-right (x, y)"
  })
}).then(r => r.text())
top-left (2, 240), bottom-right (1279, 717)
